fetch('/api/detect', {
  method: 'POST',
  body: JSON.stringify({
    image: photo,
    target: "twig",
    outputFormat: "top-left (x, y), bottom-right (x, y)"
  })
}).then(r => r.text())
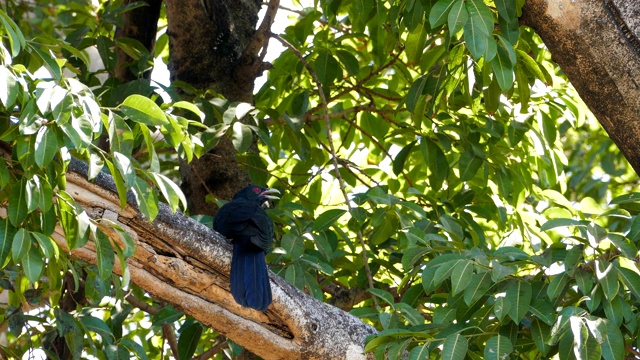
top-left (125, 294), bottom-right (160, 314)
top-left (125, 295), bottom-right (179, 359)
top-left (238, 0), bottom-right (280, 78)
top-left (194, 335), bottom-right (228, 359)
top-left (307, 48), bottom-right (405, 115)
top-left (271, 33), bottom-right (380, 309)
top-left (162, 324), bottom-right (180, 359)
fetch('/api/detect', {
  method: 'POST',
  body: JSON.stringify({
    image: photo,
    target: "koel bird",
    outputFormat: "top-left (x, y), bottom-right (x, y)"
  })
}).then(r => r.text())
top-left (213, 185), bottom-right (280, 311)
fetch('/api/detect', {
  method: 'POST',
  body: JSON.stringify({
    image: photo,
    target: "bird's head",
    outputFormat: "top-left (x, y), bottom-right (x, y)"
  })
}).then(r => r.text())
top-left (234, 185), bottom-right (281, 208)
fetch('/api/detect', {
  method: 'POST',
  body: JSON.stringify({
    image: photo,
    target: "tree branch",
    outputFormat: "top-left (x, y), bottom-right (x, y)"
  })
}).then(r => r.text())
top-left (0, 147), bottom-right (376, 359)
top-left (271, 33), bottom-right (380, 310)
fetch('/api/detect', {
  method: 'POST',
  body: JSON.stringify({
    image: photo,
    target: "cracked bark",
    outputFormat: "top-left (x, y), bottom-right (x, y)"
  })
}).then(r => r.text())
top-left (0, 151), bottom-right (376, 360)
top-left (162, 0), bottom-right (268, 215)
top-left (521, 0), bottom-right (640, 175)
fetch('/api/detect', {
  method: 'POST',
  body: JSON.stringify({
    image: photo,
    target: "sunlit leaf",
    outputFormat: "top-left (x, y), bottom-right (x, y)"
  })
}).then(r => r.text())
top-left (121, 94), bottom-right (168, 126)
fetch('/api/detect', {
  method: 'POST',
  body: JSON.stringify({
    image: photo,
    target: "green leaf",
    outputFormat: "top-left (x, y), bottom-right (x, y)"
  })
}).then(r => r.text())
top-left (463, 0), bottom-right (492, 59)
top-left (547, 273), bottom-right (569, 300)
top-left (138, 123), bottom-right (160, 172)
top-left (369, 288), bottom-right (395, 307)
top-left (314, 50), bottom-right (341, 87)
top-left (458, 150), bottom-right (482, 181)
top-left (602, 295), bottom-right (623, 327)
top-left (8, 179), bottom-right (28, 226)
top-left (120, 338), bottom-right (149, 360)
top-left (506, 280), bottom-right (532, 324)
top-left (336, 49), bottom-right (360, 76)
top-left (23, 246), bottom-right (43, 284)
top-left (516, 49), bottom-right (547, 82)
top-left (600, 318), bottom-right (624, 360)
top-left (493, 296), bottom-right (510, 322)
top-left (450, 259), bottom-right (473, 296)
top-left (121, 94), bottom-right (168, 126)
top-left (484, 335), bottom-right (513, 360)
top-left (466, 0), bottom-right (494, 35)
top-left (113, 152), bottom-right (135, 188)
top-left (491, 259), bottom-right (516, 281)
top-left (132, 177), bottom-right (159, 221)
top-left (313, 209), bottom-right (347, 232)
top-left (540, 218), bottom-right (588, 231)
top-left (31, 46), bottom-right (62, 80)
top-left (596, 260), bottom-right (618, 301)
top-left (178, 322), bottom-right (203, 360)
top-left (0, 12), bottom-right (26, 57)
top-left (420, 137), bottom-right (449, 189)
top-left (107, 112), bottom-right (134, 156)
top-left (0, 160), bottom-right (9, 189)
top-left (105, 159), bottom-right (128, 209)
top-left (406, 24), bottom-right (427, 63)
top-left (491, 44), bottom-right (514, 91)
top-left (442, 333), bottom-right (467, 360)
top-left (609, 233), bottom-right (638, 259)
top-left (0, 65), bottom-right (19, 108)
top-left (152, 173), bottom-right (187, 212)
top-left (12, 228), bottom-right (30, 261)
top-left (0, 219), bottom-right (16, 268)
top-left (393, 141), bottom-right (416, 175)
top-left (531, 319), bottom-right (552, 356)
top-left (151, 305), bottom-right (183, 326)
top-left (616, 265), bottom-right (640, 301)
top-left (401, 247), bottom-right (429, 270)
top-left (79, 316), bottom-right (114, 342)
top-left (285, 263), bottom-right (305, 290)
top-left (171, 101), bottom-right (203, 120)
top-left (395, 302), bottom-right (423, 326)
top-left (31, 232), bottom-right (55, 259)
top-left (94, 229), bottom-right (114, 280)
top-left (571, 317), bottom-right (601, 360)
top-left (281, 233), bottom-right (304, 259)
top-left (495, 0), bottom-right (517, 21)
top-left (447, 0), bottom-right (468, 36)
top-left (610, 192), bottom-right (640, 205)
top-left (464, 270), bottom-right (491, 305)
top-left (231, 122), bottom-right (253, 153)
top-left (370, 211), bottom-right (399, 245)
top-left (408, 344), bottom-right (429, 360)
top-left (113, 227), bottom-right (136, 260)
top-left (429, 0), bottom-right (457, 28)
top-left (88, 152), bottom-right (104, 180)
top-left (406, 76), bottom-right (427, 112)
top-left (530, 299), bottom-right (556, 326)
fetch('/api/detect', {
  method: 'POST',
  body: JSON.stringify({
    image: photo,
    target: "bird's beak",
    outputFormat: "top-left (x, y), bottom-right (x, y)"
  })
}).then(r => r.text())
top-left (260, 188), bottom-right (280, 208)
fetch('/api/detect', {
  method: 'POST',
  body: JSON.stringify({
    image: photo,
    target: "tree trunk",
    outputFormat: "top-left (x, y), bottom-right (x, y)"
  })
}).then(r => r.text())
top-left (521, 0), bottom-right (640, 175)
top-left (0, 146), bottom-right (376, 359)
top-left (162, 0), bottom-right (276, 215)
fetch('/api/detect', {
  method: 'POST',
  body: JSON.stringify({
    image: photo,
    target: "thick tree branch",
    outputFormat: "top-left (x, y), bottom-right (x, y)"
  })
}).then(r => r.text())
top-left (0, 148), bottom-right (376, 359)
top-left (521, 0), bottom-right (640, 175)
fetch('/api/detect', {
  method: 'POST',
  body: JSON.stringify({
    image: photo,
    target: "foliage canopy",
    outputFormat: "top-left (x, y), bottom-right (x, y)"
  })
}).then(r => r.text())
top-left (0, 0), bottom-right (639, 359)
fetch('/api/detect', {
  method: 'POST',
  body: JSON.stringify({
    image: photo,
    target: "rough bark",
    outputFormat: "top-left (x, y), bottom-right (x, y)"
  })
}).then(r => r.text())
top-left (521, 0), bottom-right (640, 175)
top-left (162, 0), bottom-right (279, 216)
top-left (164, 0), bottom-right (263, 102)
top-left (114, 0), bottom-right (163, 82)
top-left (0, 151), bottom-right (376, 359)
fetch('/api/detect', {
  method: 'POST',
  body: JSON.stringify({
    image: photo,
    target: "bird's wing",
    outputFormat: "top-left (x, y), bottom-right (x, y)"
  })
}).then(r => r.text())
top-left (213, 199), bottom-right (273, 251)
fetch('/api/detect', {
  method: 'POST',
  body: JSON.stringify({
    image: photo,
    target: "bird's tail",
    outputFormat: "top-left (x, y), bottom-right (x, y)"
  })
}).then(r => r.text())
top-left (230, 238), bottom-right (272, 311)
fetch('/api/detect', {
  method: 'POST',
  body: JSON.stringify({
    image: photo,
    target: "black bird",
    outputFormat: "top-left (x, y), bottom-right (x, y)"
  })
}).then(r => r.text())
top-left (213, 185), bottom-right (280, 311)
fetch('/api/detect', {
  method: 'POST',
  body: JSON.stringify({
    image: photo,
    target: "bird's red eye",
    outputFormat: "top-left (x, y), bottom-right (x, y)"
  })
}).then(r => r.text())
top-left (253, 187), bottom-right (260, 193)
